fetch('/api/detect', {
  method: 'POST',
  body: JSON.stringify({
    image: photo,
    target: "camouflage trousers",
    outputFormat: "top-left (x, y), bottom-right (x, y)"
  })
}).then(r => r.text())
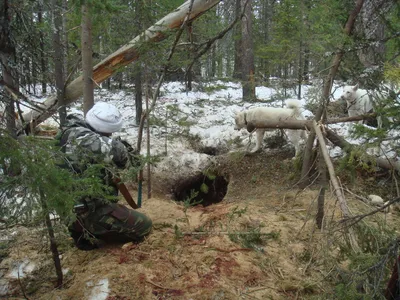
top-left (69, 201), bottom-right (152, 250)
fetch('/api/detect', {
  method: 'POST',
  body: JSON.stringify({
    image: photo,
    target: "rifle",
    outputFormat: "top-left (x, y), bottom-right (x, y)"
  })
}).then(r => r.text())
top-left (113, 177), bottom-right (138, 209)
top-left (118, 139), bottom-right (142, 208)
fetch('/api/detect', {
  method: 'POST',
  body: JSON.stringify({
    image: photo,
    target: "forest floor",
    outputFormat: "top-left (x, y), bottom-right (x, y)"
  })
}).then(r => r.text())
top-left (1, 148), bottom-right (400, 300)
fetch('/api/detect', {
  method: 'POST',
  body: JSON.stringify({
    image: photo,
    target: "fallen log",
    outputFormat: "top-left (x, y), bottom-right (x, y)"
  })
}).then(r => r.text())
top-left (19, 0), bottom-right (221, 130)
top-left (246, 118), bottom-right (400, 172)
top-left (245, 113), bottom-right (377, 132)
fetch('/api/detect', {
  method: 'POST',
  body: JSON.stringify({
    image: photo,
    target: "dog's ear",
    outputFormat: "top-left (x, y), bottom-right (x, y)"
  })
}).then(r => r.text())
top-left (353, 83), bottom-right (359, 91)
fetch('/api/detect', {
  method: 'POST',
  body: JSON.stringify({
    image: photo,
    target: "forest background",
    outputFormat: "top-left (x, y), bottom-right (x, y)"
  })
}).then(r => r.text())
top-left (1, 0), bottom-right (400, 299)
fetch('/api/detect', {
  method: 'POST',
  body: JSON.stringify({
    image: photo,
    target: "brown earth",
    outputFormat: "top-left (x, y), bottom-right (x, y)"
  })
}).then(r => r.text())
top-left (2, 149), bottom-right (399, 300)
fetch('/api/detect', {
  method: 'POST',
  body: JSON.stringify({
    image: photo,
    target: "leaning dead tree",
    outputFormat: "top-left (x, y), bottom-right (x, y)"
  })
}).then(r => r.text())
top-left (246, 118), bottom-right (368, 251)
top-left (17, 0), bottom-right (221, 131)
top-left (313, 121), bottom-right (360, 252)
top-left (299, 0), bottom-right (365, 187)
top-left (286, 0), bottom-right (366, 251)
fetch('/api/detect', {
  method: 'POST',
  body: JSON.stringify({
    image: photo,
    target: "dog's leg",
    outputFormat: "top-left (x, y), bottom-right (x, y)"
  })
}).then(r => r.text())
top-left (377, 115), bottom-right (382, 129)
top-left (252, 129), bottom-right (265, 152)
top-left (288, 129), bottom-right (302, 159)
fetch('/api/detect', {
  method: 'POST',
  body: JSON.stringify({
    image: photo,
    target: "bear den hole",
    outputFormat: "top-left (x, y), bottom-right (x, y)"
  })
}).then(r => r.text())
top-left (173, 173), bottom-right (229, 207)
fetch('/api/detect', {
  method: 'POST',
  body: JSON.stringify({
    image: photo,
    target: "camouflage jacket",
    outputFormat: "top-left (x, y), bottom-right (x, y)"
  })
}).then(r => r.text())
top-left (57, 114), bottom-right (129, 172)
top-left (56, 114), bottom-right (130, 202)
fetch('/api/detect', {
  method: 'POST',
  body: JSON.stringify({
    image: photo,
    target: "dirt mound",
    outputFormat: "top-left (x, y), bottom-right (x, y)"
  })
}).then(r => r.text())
top-left (1, 149), bottom-right (398, 299)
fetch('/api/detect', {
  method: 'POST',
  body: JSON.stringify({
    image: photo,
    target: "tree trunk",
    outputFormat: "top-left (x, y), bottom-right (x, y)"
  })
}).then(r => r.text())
top-left (81, 3), bottom-right (94, 115)
top-left (313, 121), bottom-right (360, 252)
top-left (240, 0), bottom-right (255, 101)
top-left (233, 0), bottom-right (242, 80)
top-left (210, 43), bottom-right (217, 78)
top-left (21, 0), bottom-right (221, 129)
top-left (303, 47), bottom-right (310, 82)
top-left (39, 193), bottom-right (63, 287)
top-left (134, 67), bottom-right (142, 126)
top-left (299, 0), bottom-right (365, 188)
top-left (52, 0), bottom-right (66, 126)
top-left (0, 0), bottom-right (17, 138)
top-left (38, 0), bottom-right (47, 94)
top-left (297, 40), bottom-right (302, 100)
top-left (1, 55), bottom-right (16, 138)
top-left (316, 185), bottom-right (325, 230)
top-left (356, 0), bottom-right (392, 88)
top-left (62, 0), bottom-right (69, 83)
top-left (185, 22), bottom-right (193, 91)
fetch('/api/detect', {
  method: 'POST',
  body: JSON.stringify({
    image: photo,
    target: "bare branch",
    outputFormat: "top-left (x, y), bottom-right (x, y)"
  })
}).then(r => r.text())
top-left (339, 197), bottom-right (400, 228)
top-left (313, 121), bottom-right (360, 252)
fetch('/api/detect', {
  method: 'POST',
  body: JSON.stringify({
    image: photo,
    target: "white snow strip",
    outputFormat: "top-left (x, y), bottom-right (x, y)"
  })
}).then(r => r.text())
top-left (86, 278), bottom-right (109, 300)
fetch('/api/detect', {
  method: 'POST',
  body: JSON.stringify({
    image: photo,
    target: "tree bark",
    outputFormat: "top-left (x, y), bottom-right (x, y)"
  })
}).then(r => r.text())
top-left (240, 0), bottom-right (255, 101)
top-left (81, 3), bottom-right (94, 115)
top-left (247, 117), bottom-right (400, 173)
top-left (20, 0), bottom-right (221, 130)
top-left (313, 121), bottom-right (360, 252)
top-left (356, 0), bottom-right (392, 88)
top-left (52, 0), bottom-right (66, 126)
top-left (38, 0), bottom-right (47, 94)
top-left (247, 113), bottom-right (375, 131)
top-left (299, 0), bottom-right (365, 188)
top-left (134, 67), bottom-right (142, 126)
top-left (233, 0), bottom-right (242, 80)
top-left (0, 0), bottom-right (17, 138)
top-left (39, 194), bottom-right (63, 287)
top-left (316, 184), bottom-right (325, 230)
top-left (62, 0), bottom-right (69, 87)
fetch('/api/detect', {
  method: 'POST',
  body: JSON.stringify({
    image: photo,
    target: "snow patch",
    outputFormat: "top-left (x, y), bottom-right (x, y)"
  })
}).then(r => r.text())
top-left (0, 279), bottom-right (9, 297)
top-left (86, 278), bottom-right (109, 300)
top-left (6, 259), bottom-right (36, 278)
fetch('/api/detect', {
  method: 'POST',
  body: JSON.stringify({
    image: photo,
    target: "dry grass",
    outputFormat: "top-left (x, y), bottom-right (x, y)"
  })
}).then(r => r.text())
top-left (2, 149), bottom-right (400, 299)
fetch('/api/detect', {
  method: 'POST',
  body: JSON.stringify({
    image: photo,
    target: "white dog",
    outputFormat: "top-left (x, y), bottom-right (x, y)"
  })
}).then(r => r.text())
top-left (339, 84), bottom-right (374, 125)
top-left (234, 99), bottom-right (306, 156)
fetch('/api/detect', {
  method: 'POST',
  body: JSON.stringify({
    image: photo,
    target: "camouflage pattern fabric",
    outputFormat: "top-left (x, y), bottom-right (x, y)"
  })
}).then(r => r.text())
top-left (57, 114), bottom-right (129, 171)
top-left (69, 203), bottom-right (152, 250)
top-left (58, 114), bottom-right (152, 249)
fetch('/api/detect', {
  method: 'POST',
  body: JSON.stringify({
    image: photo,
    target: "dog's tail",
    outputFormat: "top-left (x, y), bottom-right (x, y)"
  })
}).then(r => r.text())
top-left (285, 99), bottom-right (303, 118)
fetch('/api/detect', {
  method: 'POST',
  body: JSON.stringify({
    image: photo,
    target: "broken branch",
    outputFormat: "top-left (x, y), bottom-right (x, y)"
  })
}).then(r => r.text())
top-left (313, 120), bottom-right (360, 252)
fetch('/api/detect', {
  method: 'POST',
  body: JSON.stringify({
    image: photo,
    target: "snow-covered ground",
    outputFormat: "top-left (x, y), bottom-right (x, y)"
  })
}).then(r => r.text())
top-left (29, 80), bottom-right (398, 161)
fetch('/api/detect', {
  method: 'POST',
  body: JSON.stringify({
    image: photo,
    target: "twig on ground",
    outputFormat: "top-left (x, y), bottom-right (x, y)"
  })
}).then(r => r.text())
top-left (146, 280), bottom-right (177, 291)
top-left (205, 246), bottom-right (252, 253)
top-left (181, 231), bottom-right (274, 236)
top-left (244, 286), bottom-right (279, 294)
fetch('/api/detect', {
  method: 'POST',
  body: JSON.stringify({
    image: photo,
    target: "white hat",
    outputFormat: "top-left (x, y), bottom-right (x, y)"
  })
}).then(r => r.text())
top-left (85, 102), bottom-right (123, 133)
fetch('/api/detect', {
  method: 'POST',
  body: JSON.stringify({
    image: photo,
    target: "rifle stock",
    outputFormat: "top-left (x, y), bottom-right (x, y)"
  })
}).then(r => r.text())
top-left (113, 177), bottom-right (138, 209)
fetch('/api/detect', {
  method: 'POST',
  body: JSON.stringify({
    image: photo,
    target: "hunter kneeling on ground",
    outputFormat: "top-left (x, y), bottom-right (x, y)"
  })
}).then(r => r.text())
top-left (57, 102), bottom-right (152, 250)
